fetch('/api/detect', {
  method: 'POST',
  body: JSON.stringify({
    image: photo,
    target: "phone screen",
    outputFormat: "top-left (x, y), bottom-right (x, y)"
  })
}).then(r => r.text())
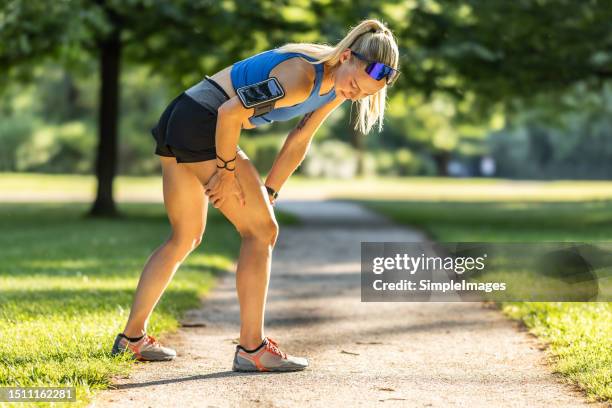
top-left (238, 78), bottom-right (284, 108)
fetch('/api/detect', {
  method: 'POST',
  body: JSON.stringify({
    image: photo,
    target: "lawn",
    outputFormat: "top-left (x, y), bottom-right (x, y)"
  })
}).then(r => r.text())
top-left (361, 199), bottom-right (612, 402)
top-left (1, 174), bottom-right (610, 404)
top-left (0, 202), bottom-right (241, 407)
top-left (283, 176), bottom-right (612, 202)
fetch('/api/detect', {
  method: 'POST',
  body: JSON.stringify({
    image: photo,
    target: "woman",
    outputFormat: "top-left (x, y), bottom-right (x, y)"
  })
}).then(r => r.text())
top-left (111, 18), bottom-right (400, 372)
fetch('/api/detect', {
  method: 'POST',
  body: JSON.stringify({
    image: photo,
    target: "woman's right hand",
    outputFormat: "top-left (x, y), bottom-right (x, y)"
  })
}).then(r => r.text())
top-left (205, 170), bottom-right (246, 208)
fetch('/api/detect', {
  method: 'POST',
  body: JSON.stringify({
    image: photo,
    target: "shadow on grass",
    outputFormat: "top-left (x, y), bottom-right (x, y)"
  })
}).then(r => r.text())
top-left (0, 202), bottom-right (240, 278)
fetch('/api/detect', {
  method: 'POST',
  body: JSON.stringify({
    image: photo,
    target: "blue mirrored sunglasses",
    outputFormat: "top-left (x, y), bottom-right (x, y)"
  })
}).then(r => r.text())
top-left (350, 50), bottom-right (400, 86)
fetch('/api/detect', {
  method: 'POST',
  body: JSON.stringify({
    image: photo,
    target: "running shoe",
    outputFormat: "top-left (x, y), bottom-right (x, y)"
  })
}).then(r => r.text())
top-left (232, 337), bottom-right (308, 372)
top-left (111, 333), bottom-right (176, 361)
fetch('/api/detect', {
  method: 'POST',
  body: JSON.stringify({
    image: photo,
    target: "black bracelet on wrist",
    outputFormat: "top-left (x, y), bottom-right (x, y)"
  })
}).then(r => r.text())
top-left (265, 185), bottom-right (279, 199)
top-left (216, 154), bottom-right (236, 171)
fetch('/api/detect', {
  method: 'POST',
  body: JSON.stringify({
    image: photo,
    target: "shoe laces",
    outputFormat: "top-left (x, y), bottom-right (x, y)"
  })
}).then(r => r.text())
top-left (265, 337), bottom-right (286, 359)
top-left (142, 334), bottom-right (160, 347)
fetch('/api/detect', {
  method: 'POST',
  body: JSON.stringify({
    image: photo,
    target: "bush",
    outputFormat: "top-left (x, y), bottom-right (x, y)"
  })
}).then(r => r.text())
top-left (373, 150), bottom-right (395, 175)
top-left (118, 128), bottom-right (160, 176)
top-left (395, 148), bottom-right (420, 175)
top-left (301, 139), bottom-right (359, 178)
top-left (0, 115), bottom-right (34, 171)
top-left (253, 143), bottom-right (281, 172)
top-left (360, 152), bottom-right (378, 177)
top-left (373, 148), bottom-right (428, 176)
top-left (15, 122), bottom-right (94, 173)
top-left (237, 135), bottom-right (283, 173)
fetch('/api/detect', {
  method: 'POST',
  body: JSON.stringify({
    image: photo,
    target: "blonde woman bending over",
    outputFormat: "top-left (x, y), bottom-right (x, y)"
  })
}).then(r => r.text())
top-left (111, 18), bottom-right (400, 372)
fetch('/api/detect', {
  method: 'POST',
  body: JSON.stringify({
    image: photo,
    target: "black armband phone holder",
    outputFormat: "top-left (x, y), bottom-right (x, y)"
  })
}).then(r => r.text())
top-left (235, 77), bottom-right (285, 118)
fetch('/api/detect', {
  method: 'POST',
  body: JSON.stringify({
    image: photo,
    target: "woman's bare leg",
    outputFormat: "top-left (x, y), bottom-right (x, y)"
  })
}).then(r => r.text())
top-left (122, 156), bottom-right (217, 337)
top-left (183, 150), bottom-right (278, 350)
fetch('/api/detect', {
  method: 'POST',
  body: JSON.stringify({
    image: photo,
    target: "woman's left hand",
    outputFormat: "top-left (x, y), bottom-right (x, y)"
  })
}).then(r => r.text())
top-left (205, 170), bottom-right (245, 208)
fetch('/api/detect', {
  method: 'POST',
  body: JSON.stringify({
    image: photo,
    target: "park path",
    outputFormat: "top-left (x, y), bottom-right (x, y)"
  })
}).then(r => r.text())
top-left (91, 200), bottom-right (600, 408)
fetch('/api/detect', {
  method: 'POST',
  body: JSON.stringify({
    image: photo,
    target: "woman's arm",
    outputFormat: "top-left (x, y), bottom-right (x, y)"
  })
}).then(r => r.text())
top-left (215, 69), bottom-right (315, 164)
top-left (264, 94), bottom-right (346, 199)
top-left (204, 97), bottom-right (252, 208)
top-left (207, 72), bottom-right (315, 208)
top-left (215, 97), bottom-right (252, 164)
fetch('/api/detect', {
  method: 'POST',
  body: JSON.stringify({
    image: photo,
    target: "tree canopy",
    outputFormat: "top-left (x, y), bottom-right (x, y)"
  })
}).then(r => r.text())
top-left (1, 0), bottom-right (611, 211)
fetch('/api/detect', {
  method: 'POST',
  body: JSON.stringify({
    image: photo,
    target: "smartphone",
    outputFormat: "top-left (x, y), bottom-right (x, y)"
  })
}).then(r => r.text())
top-left (235, 77), bottom-right (285, 109)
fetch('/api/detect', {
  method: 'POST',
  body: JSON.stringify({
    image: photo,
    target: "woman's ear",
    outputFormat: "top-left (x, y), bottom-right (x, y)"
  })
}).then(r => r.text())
top-left (339, 49), bottom-right (351, 64)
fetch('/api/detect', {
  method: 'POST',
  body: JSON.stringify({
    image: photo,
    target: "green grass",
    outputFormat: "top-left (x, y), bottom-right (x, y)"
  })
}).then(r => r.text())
top-left (361, 200), bottom-right (612, 241)
top-left (0, 202), bottom-right (241, 407)
top-left (7, 173), bottom-right (612, 202)
top-left (0, 172), bottom-right (161, 194)
top-left (361, 199), bottom-right (612, 402)
top-left (1, 173), bottom-right (610, 403)
top-left (285, 176), bottom-right (612, 202)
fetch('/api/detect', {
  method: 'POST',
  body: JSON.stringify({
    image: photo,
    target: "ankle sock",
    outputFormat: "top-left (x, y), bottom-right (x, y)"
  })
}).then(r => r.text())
top-left (239, 338), bottom-right (267, 353)
top-left (120, 333), bottom-right (145, 342)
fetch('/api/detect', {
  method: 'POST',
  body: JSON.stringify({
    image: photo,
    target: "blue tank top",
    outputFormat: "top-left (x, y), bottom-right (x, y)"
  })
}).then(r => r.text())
top-left (230, 49), bottom-right (337, 127)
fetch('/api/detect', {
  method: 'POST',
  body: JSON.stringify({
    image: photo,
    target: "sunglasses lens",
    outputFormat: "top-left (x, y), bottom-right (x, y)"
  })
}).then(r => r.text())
top-left (355, 51), bottom-right (399, 85)
top-left (366, 62), bottom-right (389, 80)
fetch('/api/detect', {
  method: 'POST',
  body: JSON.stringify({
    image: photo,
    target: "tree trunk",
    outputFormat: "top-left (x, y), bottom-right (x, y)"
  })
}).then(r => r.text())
top-left (88, 25), bottom-right (121, 217)
top-left (433, 151), bottom-right (450, 176)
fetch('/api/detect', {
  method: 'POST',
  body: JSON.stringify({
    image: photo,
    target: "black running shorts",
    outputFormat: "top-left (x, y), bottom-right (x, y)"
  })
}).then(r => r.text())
top-left (151, 76), bottom-right (233, 163)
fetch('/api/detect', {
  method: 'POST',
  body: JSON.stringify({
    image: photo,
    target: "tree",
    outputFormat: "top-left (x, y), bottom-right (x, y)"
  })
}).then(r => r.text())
top-left (0, 0), bottom-right (314, 216)
top-left (390, 0), bottom-right (612, 107)
top-left (2, 0), bottom-right (610, 200)
top-left (371, 0), bottom-right (612, 173)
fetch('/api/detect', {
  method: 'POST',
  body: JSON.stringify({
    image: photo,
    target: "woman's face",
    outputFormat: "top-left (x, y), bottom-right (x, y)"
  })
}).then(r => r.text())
top-left (333, 49), bottom-right (387, 101)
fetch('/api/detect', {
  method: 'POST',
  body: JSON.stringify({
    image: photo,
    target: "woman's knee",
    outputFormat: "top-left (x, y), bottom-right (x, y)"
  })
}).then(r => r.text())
top-left (240, 219), bottom-right (279, 247)
top-left (168, 229), bottom-right (206, 255)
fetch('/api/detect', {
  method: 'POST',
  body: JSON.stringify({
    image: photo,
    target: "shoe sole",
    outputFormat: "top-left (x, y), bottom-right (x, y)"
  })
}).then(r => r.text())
top-left (138, 355), bottom-right (176, 362)
top-left (232, 364), bottom-right (308, 372)
top-left (112, 349), bottom-right (176, 362)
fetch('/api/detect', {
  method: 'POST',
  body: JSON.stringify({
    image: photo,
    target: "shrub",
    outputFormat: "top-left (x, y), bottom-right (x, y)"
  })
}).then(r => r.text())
top-left (15, 122), bottom-right (94, 173)
top-left (301, 139), bottom-right (359, 178)
top-left (0, 115), bottom-right (34, 171)
top-left (373, 148), bottom-right (426, 176)
top-left (234, 134), bottom-right (284, 173)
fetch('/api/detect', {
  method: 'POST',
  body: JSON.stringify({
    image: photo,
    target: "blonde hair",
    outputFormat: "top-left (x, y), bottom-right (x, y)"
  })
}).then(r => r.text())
top-left (276, 18), bottom-right (399, 134)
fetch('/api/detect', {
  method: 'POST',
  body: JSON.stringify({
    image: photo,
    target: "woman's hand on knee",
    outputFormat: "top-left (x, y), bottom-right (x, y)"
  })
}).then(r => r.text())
top-left (205, 170), bottom-right (245, 208)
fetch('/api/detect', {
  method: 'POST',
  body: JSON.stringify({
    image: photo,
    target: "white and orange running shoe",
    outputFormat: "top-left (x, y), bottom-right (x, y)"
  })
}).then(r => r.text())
top-left (232, 337), bottom-right (308, 372)
top-left (111, 333), bottom-right (176, 361)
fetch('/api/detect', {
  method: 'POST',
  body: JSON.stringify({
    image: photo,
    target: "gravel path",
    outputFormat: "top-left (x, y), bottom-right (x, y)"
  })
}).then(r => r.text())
top-left (91, 200), bottom-right (600, 408)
